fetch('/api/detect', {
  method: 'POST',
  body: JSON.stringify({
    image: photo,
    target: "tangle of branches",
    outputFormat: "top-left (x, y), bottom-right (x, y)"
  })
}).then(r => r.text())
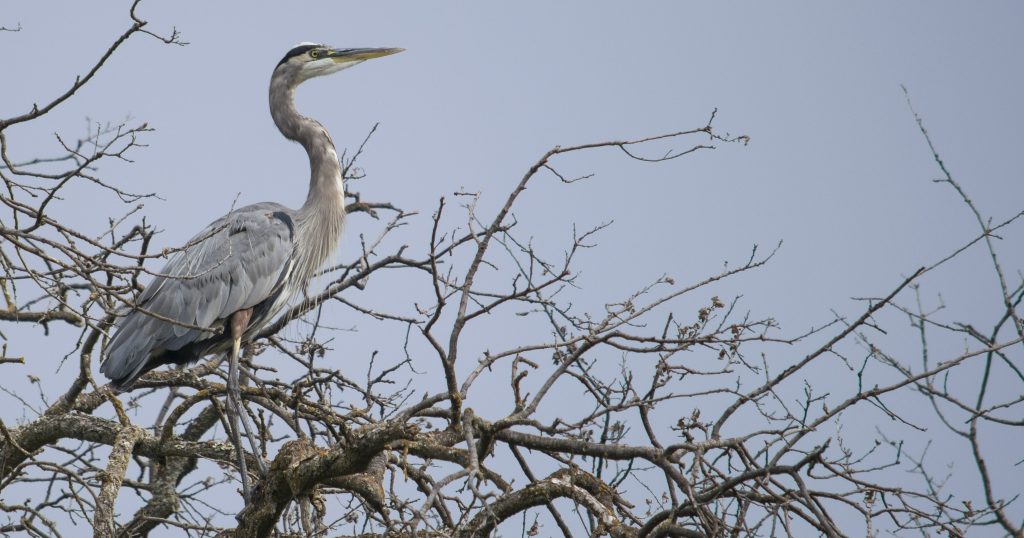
top-left (1, 3), bottom-right (1021, 537)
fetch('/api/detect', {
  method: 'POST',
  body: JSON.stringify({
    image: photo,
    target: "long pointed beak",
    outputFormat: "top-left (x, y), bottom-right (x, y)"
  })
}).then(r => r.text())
top-left (327, 47), bottom-right (404, 63)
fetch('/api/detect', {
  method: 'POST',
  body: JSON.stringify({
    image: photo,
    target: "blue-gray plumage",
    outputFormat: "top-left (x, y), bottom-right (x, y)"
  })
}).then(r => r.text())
top-left (100, 45), bottom-right (403, 391)
top-left (101, 203), bottom-right (295, 389)
top-left (99, 43), bottom-right (402, 500)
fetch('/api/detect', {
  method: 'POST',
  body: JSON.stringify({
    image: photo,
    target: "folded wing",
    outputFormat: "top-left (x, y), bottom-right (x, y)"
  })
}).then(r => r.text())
top-left (101, 202), bottom-right (295, 388)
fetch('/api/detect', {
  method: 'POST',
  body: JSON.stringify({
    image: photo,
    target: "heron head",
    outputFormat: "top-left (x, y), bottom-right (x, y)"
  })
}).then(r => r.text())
top-left (275, 43), bottom-right (403, 84)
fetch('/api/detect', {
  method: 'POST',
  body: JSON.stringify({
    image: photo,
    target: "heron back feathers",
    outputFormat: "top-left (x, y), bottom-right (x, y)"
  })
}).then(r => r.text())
top-left (101, 203), bottom-right (296, 389)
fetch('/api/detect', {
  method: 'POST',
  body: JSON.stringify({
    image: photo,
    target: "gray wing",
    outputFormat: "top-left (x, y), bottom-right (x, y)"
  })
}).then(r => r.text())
top-left (101, 202), bottom-right (295, 388)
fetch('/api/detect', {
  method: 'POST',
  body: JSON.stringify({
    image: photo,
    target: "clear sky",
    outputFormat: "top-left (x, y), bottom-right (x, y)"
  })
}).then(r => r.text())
top-left (3, 1), bottom-right (1023, 534)
top-left (6, 2), bottom-right (1022, 323)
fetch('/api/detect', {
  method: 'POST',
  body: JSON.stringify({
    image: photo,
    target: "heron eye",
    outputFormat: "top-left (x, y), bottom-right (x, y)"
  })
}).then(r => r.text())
top-left (310, 50), bottom-right (320, 59)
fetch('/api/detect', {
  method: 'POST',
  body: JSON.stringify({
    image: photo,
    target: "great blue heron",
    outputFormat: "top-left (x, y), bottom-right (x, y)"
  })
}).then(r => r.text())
top-left (100, 43), bottom-right (402, 498)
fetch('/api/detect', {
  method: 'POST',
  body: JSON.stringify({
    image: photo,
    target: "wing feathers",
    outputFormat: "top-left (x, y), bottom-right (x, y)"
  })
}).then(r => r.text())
top-left (101, 203), bottom-right (296, 388)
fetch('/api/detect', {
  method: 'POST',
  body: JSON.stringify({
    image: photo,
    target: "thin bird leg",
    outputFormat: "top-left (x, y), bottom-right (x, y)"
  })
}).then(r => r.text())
top-left (239, 346), bottom-right (270, 475)
top-left (227, 308), bottom-right (260, 500)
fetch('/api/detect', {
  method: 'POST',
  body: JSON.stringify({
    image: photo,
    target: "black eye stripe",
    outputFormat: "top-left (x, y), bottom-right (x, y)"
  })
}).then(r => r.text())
top-left (277, 44), bottom-right (320, 68)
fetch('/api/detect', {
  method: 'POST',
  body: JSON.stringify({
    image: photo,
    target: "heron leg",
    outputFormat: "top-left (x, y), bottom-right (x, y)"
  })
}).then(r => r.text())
top-left (227, 308), bottom-right (264, 501)
top-left (238, 346), bottom-right (269, 474)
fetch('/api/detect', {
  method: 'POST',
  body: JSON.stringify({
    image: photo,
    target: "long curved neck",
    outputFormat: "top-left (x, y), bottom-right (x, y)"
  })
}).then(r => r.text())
top-left (269, 74), bottom-right (346, 211)
top-left (269, 72), bottom-right (346, 281)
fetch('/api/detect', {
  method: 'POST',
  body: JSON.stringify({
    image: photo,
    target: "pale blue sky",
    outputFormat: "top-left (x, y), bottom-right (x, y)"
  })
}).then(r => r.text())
top-left (6, 2), bottom-right (1022, 322)
top-left (3, 1), bottom-right (1023, 534)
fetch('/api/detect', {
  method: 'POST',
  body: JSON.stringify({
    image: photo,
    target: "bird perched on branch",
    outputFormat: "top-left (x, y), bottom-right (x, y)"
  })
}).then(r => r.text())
top-left (100, 43), bottom-right (402, 499)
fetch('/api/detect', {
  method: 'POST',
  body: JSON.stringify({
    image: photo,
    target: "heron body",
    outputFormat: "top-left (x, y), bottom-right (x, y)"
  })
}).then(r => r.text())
top-left (101, 202), bottom-right (297, 388)
top-left (101, 45), bottom-right (402, 390)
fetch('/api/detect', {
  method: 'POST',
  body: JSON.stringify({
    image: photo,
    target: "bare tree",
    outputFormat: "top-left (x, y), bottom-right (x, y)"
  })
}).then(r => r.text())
top-left (1, 4), bottom-right (1021, 537)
